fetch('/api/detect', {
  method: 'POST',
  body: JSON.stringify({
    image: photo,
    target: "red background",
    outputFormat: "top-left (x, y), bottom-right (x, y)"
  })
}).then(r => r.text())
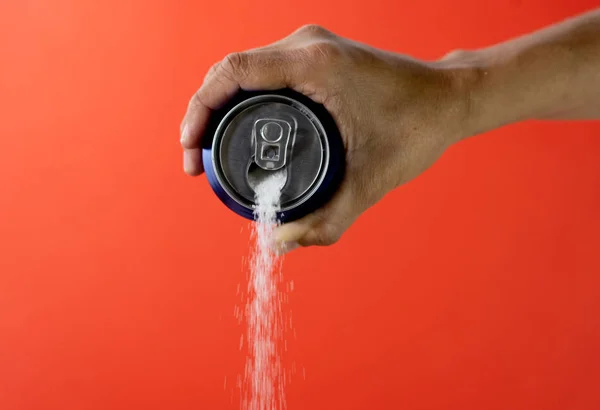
top-left (1, 1), bottom-right (599, 409)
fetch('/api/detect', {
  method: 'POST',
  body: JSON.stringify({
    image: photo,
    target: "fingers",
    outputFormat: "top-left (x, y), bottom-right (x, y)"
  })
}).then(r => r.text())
top-left (273, 180), bottom-right (359, 254)
top-left (201, 49), bottom-right (310, 106)
top-left (179, 65), bottom-right (217, 176)
top-left (179, 24), bottom-right (337, 177)
top-left (180, 47), bottom-right (313, 176)
top-left (183, 148), bottom-right (202, 176)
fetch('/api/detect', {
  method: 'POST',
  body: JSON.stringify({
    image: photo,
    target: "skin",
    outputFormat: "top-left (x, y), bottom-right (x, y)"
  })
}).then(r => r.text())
top-left (180, 8), bottom-right (600, 254)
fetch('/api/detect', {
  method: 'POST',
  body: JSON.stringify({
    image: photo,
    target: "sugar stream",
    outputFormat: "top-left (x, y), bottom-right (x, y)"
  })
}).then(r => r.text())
top-left (243, 170), bottom-right (288, 410)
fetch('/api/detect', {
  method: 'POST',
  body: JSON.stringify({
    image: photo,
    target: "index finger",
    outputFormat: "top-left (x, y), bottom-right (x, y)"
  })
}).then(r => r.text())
top-left (179, 47), bottom-right (311, 158)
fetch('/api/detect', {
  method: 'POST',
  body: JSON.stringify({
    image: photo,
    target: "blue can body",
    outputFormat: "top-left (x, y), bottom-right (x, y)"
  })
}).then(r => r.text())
top-left (202, 89), bottom-right (345, 223)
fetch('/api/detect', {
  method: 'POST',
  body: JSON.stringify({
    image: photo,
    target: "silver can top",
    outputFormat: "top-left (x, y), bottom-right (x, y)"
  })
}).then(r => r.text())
top-left (212, 94), bottom-right (330, 213)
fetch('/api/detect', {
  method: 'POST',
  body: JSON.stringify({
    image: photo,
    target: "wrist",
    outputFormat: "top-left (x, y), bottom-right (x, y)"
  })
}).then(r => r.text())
top-left (433, 51), bottom-right (505, 143)
top-left (434, 48), bottom-right (537, 143)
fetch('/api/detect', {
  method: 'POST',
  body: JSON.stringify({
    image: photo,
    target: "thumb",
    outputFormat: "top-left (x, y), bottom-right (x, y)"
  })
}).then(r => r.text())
top-left (273, 183), bottom-right (357, 254)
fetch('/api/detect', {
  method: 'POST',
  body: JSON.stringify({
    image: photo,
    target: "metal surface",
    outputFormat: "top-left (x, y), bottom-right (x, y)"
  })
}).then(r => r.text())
top-left (253, 116), bottom-right (294, 171)
top-left (213, 95), bottom-right (327, 212)
top-left (203, 89), bottom-right (345, 222)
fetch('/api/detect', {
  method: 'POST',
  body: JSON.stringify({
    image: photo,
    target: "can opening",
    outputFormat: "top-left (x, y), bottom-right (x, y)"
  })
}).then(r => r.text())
top-left (261, 145), bottom-right (280, 163)
top-left (246, 160), bottom-right (288, 193)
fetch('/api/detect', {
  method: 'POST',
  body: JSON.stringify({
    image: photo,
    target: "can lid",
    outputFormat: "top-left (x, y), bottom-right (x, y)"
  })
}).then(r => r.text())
top-left (211, 93), bottom-right (330, 213)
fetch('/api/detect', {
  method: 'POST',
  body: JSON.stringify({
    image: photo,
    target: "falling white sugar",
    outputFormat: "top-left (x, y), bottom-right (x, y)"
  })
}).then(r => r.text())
top-left (242, 170), bottom-right (287, 410)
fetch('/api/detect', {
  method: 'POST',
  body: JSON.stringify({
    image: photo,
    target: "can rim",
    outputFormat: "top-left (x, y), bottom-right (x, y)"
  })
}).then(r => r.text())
top-left (211, 94), bottom-right (330, 214)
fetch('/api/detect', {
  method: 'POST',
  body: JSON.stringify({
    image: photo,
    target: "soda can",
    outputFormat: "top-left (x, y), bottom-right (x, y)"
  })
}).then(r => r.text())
top-left (202, 89), bottom-right (345, 222)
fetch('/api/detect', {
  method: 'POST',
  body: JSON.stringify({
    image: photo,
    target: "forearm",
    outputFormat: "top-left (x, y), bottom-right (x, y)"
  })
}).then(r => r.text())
top-left (447, 8), bottom-right (600, 138)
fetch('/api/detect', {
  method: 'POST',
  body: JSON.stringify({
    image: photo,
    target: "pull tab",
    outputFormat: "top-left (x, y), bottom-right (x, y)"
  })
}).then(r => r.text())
top-left (252, 115), bottom-right (296, 171)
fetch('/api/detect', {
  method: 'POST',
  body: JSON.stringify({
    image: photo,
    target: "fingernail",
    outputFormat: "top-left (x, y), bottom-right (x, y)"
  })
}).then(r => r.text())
top-left (183, 150), bottom-right (193, 173)
top-left (180, 123), bottom-right (189, 145)
top-left (276, 241), bottom-right (299, 256)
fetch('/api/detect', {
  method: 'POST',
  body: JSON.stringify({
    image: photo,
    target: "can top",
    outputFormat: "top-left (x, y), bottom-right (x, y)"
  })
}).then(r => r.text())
top-left (211, 93), bottom-right (330, 213)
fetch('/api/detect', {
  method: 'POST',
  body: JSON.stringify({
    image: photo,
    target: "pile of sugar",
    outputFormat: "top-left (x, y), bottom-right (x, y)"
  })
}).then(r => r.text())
top-left (243, 170), bottom-right (288, 410)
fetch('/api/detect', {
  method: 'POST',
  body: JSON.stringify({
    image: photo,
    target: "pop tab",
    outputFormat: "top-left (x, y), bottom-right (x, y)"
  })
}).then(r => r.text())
top-left (253, 116), bottom-right (295, 171)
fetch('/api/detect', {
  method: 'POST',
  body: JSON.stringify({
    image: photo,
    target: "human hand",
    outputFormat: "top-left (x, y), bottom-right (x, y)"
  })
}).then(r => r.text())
top-left (180, 25), bottom-right (472, 253)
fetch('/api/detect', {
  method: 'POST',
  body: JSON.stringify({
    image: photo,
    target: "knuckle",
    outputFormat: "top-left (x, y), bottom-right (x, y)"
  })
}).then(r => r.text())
top-left (188, 91), bottom-right (201, 108)
top-left (188, 88), bottom-right (206, 110)
top-left (442, 48), bottom-right (470, 61)
top-left (220, 52), bottom-right (249, 80)
top-left (297, 24), bottom-right (329, 37)
top-left (204, 62), bottom-right (219, 81)
top-left (305, 41), bottom-right (341, 64)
